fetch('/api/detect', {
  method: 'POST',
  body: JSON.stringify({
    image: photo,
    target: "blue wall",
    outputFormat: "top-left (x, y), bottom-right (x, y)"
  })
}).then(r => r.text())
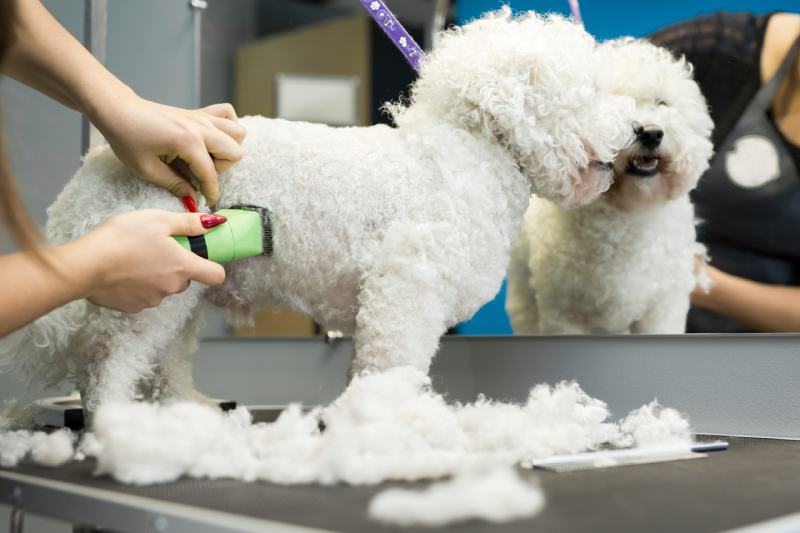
top-left (455, 0), bottom-right (800, 335)
top-left (458, 1), bottom-right (800, 39)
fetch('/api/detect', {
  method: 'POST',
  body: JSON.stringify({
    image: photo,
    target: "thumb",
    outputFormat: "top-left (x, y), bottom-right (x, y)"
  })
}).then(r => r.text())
top-left (141, 159), bottom-right (198, 200)
top-left (164, 212), bottom-right (227, 237)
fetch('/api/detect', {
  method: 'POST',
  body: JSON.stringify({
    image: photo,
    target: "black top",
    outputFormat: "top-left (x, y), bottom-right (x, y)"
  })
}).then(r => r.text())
top-left (650, 11), bottom-right (800, 185)
top-left (650, 12), bottom-right (800, 332)
top-left (650, 13), bottom-right (769, 146)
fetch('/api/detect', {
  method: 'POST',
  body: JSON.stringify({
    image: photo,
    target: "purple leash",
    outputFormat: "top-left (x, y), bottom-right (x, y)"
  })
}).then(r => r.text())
top-left (359, 1), bottom-right (584, 72)
top-left (359, 0), bottom-right (427, 73)
top-left (567, 0), bottom-right (583, 26)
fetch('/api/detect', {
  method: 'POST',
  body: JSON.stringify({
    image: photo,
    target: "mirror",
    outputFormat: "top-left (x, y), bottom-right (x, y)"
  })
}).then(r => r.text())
top-left (4, 1), bottom-right (796, 344)
top-left (207, 1), bottom-right (799, 337)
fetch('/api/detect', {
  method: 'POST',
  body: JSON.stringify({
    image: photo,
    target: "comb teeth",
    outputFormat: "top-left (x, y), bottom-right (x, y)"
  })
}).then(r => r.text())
top-left (262, 210), bottom-right (273, 256)
top-left (228, 204), bottom-right (273, 257)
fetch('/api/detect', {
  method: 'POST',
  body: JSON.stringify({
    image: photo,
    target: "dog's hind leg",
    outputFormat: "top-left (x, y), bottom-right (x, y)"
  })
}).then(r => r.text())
top-left (77, 327), bottom-right (160, 420)
top-left (151, 310), bottom-right (215, 406)
top-left (78, 289), bottom-right (207, 420)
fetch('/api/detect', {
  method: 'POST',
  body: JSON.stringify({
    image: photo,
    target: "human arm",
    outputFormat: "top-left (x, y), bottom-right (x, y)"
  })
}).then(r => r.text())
top-left (0, 210), bottom-right (226, 336)
top-left (1, 0), bottom-right (245, 205)
top-left (691, 264), bottom-right (800, 332)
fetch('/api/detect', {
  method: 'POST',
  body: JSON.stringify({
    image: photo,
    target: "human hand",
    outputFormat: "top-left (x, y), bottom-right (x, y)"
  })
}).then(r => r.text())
top-left (90, 94), bottom-right (246, 206)
top-left (690, 257), bottom-right (720, 308)
top-left (77, 209), bottom-right (227, 313)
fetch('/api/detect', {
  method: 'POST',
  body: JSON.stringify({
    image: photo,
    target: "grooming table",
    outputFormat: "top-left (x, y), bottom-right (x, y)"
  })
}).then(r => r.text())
top-left (4, 334), bottom-right (800, 532)
top-left (2, 435), bottom-right (800, 532)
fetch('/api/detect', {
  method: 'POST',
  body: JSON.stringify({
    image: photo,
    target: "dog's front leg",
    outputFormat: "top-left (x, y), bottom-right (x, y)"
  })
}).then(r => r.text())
top-left (351, 277), bottom-right (448, 375)
top-left (350, 231), bottom-right (452, 375)
top-left (632, 293), bottom-right (691, 334)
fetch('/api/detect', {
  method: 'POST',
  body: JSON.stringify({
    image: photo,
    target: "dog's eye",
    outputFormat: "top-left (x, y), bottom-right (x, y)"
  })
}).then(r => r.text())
top-left (655, 99), bottom-right (668, 107)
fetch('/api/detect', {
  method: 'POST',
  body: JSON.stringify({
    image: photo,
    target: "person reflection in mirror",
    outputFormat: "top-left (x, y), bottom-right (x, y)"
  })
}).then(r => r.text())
top-left (651, 12), bottom-right (800, 332)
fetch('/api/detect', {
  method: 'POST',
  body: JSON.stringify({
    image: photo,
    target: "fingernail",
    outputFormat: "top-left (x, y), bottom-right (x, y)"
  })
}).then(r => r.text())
top-left (182, 196), bottom-right (199, 213)
top-left (200, 214), bottom-right (227, 229)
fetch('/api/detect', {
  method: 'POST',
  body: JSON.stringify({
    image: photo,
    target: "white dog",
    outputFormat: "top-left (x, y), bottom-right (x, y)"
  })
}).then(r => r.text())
top-left (506, 38), bottom-right (714, 335)
top-left (1, 10), bottom-right (634, 415)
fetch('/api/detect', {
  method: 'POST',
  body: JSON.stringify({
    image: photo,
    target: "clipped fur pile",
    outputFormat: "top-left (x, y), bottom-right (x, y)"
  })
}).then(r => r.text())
top-left (368, 467), bottom-right (546, 527)
top-left (85, 366), bottom-right (691, 486)
top-left (507, 38), bottom-right (714, 334)
top-left (0, 9), bottom-right (635, 414)
top-left (0, 429), bottom-right (74, 468)
top-left (0, 368), bottom-right (690, 527)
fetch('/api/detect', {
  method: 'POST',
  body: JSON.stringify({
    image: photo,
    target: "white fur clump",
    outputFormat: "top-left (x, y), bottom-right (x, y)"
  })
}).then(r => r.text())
top-left (0, 9), bottom-right (636, 417)
top-left (507, 38), bottom-right (714, 335)
top-left (92, 401), bottom-right (262, 484)
top-left (368, 467), bottom-right (545, 527)
top-left (88, 367), bottom-right (691, 487)
top-left (615, 400), bottom-right (692, 449)
top-left (0, 429), bottom-right (74, 468)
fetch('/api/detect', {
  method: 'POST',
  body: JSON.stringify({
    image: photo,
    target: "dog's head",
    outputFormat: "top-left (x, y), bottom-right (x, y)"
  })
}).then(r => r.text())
top-left (594, 38), bottom-right (714, 212)
top-left (391, 9), bottom-right (636, 208)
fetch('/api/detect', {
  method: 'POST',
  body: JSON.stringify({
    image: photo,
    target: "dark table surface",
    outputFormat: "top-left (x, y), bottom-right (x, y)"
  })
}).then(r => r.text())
top-left (3, 435), bottom-right (800, 532)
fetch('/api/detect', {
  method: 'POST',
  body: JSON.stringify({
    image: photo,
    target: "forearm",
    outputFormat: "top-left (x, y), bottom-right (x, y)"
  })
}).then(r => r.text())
top-left (0, 240), bottom-right (96, 336)
top-left (693, 268), bottom-right (800, 332)
top-left (2, 0), bottom-right (135, 118)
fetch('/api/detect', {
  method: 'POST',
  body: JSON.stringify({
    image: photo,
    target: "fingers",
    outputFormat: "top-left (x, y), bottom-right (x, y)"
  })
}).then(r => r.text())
top-left (162, 212), bottom-right (227, 285)
top-left (163, 211), bottom-right (227, 286)
top-left (209, 115), bottom-right (247, 144)
top-left (179, 145), bottom-right (220, 206)
top-left (161, 211), bottom-right (226, 237)
top-left (203, 102), bottom-right (238, 121)
top-left (183, 255), bottom-right (226, 286)
top-left (141, 159), bottom-right (197, 200)
top-left (204, 126), bottom-right (245, 167)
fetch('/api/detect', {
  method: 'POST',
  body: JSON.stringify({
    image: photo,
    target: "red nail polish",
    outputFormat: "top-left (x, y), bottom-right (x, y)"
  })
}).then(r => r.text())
top-left (182, 196), bottom-right (199, 213)
top-left (200, 214), bottom-right (227, 229)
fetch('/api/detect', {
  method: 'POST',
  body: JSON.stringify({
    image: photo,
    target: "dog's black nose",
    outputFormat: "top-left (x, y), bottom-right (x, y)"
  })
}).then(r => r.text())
top-left (637, 125), bottom-right (664, 149)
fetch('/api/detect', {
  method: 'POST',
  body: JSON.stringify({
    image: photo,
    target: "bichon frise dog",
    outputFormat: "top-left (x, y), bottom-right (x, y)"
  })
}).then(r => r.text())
top-left (2, 10), bottom-right (635, 415)
top-left (506, 38), bottom-right (714, 335)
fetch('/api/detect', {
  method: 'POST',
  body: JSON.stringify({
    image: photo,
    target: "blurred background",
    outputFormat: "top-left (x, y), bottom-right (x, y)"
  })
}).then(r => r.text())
top-left (2, 0), bottom-right (798, 339)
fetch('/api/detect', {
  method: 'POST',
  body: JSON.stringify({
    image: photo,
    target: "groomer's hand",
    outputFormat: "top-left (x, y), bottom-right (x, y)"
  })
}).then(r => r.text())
top-left (690, 257), bottom-right (719, 307)
top-left (91, 94), bottom-right (246, 207)
top-left (78, 209), bottom-right (227, 313)
top-left (3, 0), bottom-right (244, 205)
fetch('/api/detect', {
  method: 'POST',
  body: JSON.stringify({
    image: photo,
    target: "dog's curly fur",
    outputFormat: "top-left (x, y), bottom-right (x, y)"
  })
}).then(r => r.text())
top-left (506, 38), bottom-right (714, 335)
top-left (1, 10), bottom-right (635, 414)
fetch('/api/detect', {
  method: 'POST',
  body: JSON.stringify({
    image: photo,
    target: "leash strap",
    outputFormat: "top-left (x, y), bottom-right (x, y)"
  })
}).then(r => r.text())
top-left (359, 0), bottom-right (427, 72)
top-left (359, 1), bottom-right (584, 73)
top-left (567, 0), bottom-right (583, 25)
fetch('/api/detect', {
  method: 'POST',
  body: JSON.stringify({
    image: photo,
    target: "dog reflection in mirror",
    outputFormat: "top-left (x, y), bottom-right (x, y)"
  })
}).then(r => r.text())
top-left (506, 38), bottom-right (714, 335)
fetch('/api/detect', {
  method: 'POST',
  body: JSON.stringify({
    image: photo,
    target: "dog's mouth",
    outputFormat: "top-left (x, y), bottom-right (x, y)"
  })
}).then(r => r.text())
top-left (626, 152), bottom-right (660, 177)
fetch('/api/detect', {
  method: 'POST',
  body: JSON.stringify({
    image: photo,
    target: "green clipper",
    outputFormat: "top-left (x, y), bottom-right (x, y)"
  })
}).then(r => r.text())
top-left (174, 205), bottom-right (273, 264)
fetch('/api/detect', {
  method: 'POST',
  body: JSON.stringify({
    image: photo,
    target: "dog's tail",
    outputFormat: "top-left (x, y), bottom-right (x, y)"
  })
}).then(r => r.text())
top-left (0, 300), bottom-right (87, 387)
